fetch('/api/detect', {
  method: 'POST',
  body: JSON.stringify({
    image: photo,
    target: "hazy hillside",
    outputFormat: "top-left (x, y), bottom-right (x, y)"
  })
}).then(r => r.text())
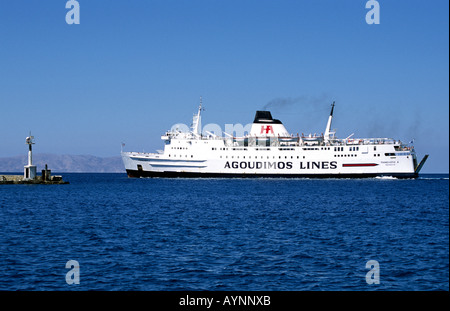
top-left (0, 154), bottom-right (124, 173)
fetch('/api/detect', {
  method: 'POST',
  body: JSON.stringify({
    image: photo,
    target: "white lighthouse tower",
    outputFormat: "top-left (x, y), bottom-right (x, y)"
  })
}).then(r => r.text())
top-left (24, 133), bottom-right (37, 180)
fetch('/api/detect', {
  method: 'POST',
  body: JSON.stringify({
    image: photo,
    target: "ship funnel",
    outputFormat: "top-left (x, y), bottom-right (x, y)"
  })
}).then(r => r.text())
top-left (249, 111), bottom-right (289, 137)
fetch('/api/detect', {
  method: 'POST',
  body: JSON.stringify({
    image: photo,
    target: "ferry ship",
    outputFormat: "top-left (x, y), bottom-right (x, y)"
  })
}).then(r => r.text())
top-left (122, 101), bottom-right (428, 178)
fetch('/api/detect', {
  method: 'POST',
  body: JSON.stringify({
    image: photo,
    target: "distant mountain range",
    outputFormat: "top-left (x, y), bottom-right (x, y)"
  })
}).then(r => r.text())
top-left (0, 154), bottom-right (124, 173)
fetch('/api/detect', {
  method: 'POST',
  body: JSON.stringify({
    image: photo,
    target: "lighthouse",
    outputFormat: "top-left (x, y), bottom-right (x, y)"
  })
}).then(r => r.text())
top-left (24, 133), bottom-right (37, 180)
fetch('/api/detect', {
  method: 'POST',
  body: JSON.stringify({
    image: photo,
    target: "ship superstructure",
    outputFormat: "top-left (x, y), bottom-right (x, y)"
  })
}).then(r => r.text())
top-left (122, 101), bottom-right (428, 178)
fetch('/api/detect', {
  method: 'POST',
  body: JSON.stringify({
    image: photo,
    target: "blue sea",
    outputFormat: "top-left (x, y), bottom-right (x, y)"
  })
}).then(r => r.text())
top-left (0, 173), bottom-right (448, 291)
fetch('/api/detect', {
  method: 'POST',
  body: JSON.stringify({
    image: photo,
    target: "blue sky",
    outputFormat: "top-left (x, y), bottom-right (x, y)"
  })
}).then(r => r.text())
top-left (0, 0), bottom-right (448, 172)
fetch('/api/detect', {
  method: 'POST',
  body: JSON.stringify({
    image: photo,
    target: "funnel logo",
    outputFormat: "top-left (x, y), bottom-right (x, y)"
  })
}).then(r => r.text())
top-left (261, 125), bottom-right (274, 134)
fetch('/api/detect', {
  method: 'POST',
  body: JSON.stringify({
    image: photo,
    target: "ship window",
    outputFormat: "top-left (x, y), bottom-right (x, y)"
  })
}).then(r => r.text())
top-left (137, 165), bottom-right (143, 171)
top-left (374, 146), bottom-right (377, 151)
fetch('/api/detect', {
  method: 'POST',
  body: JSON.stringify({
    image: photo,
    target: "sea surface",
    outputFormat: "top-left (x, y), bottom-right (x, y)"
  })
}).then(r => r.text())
top-left (0, 173), bottom-right (448, 291)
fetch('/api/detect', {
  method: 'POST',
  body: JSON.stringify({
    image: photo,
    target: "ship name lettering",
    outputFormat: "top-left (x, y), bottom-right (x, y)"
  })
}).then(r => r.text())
top-left (299, 161), bottom-right (337, 169)
top-left (224, 161), bottom-right (293, 170)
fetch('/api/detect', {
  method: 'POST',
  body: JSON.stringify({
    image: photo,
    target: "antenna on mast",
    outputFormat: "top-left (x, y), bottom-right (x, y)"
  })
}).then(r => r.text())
top-left (191, 96), bottom-right (205, 137)
top-left (324, 101), bottom-right (335, 143)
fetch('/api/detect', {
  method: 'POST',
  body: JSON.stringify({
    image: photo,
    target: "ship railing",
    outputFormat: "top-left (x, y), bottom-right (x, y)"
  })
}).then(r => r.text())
top-left (329, 138), bottom-right (400, 146)
top-left (164, 133), bottom-right (404, 148)
top-left (358, 138), bottom-right (398, 145)
top-left (227, 136), bottom-right (300, 147)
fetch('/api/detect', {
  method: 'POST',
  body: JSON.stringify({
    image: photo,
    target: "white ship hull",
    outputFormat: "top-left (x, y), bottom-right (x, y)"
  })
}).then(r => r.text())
top-left (122, 144), bottom-right (419, 179)
top-left (122, 102), bottom-right (427, 179)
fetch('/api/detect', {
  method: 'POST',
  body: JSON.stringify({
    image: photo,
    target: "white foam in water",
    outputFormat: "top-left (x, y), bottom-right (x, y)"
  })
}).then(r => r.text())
top-left (375, 176), bottom-right (398, 180)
